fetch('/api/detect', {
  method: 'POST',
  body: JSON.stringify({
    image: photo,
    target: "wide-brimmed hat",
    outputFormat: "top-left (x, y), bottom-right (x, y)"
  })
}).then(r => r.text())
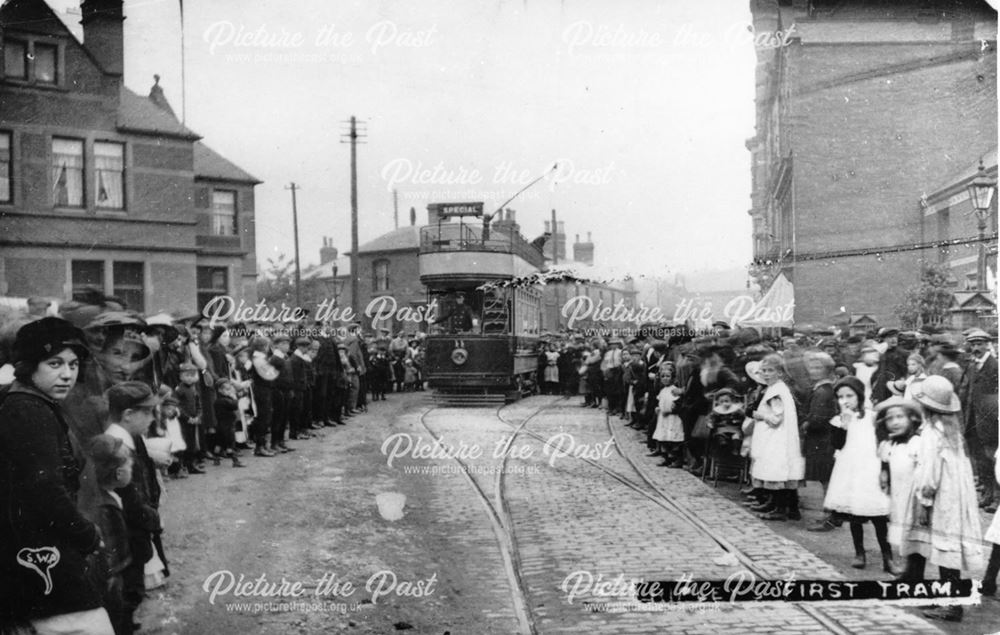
top-left (709, 387), bottom-right (742, 402)
top-left (874, 395), bottom-right (922, 418)
top-left (887, 379), bottom-right (907, 397)
top-left (911, 375), bottom-right (960, 414)
top-left (745, 360), bottom-right (765, 385)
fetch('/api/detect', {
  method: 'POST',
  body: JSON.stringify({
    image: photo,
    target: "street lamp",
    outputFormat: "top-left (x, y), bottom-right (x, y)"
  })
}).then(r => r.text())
top-left (967, 159), bottom-right (997, 291)
top-left (323, 262), bottom-right (345, 308)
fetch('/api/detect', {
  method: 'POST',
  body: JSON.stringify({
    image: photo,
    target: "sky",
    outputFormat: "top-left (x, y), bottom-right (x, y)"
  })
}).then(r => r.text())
top-left (51, 0), bottom-right (757, 281)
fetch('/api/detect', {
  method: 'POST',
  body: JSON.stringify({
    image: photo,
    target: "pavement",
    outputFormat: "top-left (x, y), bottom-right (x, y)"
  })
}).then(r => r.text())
top-left (134, 393), bottom-right (998, 635)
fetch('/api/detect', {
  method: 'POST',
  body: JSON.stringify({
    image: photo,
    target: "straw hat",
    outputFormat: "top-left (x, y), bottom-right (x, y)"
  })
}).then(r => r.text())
top-left (911, 375), bottom-right (960, 414)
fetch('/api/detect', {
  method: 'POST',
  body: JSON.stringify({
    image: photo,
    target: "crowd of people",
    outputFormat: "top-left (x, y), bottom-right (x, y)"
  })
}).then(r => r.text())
top-left (0, 289), bottom-right (997, 630)
top-left (535, 323), bottom-right (998, 623)
top-left (0, 294), bottom-right (426, 635)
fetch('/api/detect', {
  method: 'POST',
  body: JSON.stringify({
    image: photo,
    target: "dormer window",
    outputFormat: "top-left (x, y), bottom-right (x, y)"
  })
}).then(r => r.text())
top-left (33, 43), bottom-right (57, 84)
top-left (2, 37), bottom-right (62, 86)
top-left (3, 40), bottom-right (27, 79)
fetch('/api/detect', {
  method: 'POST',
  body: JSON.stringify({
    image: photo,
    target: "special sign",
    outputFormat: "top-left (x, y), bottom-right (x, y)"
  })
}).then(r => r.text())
top-left (430, 202), bottom-right (484, 218)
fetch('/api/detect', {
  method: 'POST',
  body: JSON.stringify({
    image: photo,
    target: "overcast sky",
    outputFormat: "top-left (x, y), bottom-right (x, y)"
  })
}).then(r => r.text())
top-left (53, 0), bottom-right (757, 280)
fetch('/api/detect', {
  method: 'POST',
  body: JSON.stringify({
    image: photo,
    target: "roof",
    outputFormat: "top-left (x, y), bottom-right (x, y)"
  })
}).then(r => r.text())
top-left (117, 86), bottom-right (200, 140)
top-left (194, 142), bottom-right (261, 184)
top-left (302, 255), bottom-right (351, 280)
top-left (357, 226), bottom-right (422, 254)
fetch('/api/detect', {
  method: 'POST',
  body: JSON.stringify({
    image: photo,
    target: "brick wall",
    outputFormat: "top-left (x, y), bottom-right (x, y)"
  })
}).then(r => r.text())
top-left (780, 40), bottom-right (996, 323)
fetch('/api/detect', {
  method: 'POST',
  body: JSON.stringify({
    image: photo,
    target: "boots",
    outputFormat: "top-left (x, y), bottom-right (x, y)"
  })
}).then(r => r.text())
top-left (185, 460), bottom-right (205, 475)
top-left (981, 545), bottom-right (999, 596)
top-left (851, 552), bottom-right (866, 569)
top-left (882, 551), bottom-right (901, 575)
top-left (232, 456), bottom-right (246, 468)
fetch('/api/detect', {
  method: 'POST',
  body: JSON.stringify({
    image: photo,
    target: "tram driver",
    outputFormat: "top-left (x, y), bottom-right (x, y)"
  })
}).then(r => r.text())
top-left (433, 291), bottom-right (477, 334)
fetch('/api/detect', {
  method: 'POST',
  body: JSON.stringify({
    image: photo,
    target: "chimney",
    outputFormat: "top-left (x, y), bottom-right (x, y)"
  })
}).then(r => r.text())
top-left (573, 230), bottom-right (594, 265)
top-left (492, 208), bottom-right (519, 235)
top-left (410, 206), bottom-right (416, 226)
top-left (147, 75), bottom-right (177, 118)
top-left (320, 237), bottom-right (338, 265)
top-left (544, 219), bottom-right (566, 261)
top-left (81, 0), bottom-right (125, 76)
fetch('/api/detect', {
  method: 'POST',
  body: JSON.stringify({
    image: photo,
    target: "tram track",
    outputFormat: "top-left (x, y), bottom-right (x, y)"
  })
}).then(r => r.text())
top-left (419, 397), bottom-right (866, 635)
top-left (499, 398), bottom-right (857, 635)
top-left (417, 402), bottom-right (549, 635)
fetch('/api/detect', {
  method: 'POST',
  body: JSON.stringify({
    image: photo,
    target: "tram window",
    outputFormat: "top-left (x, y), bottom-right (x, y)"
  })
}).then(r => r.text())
top-left (428, 289), bottom-right (481, 335)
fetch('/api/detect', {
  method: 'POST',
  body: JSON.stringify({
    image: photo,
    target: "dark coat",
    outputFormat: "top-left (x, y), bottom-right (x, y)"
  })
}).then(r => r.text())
top-left (0, 383), bottom-right (103, 620)
top-left (960, 353), bottom-right (999, 446)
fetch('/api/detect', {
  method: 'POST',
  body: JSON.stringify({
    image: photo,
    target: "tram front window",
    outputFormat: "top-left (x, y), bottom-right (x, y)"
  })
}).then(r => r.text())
top-left (430, 290), bottom-right (480, 335)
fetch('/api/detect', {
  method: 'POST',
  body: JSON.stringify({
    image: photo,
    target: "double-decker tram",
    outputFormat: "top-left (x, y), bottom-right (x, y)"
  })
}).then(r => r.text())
top-left (419, 202), bottom-right (545, 403)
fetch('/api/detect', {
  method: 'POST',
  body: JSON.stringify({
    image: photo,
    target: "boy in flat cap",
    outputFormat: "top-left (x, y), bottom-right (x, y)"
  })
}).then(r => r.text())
top-left (103, 381), bottom-right (164, 633)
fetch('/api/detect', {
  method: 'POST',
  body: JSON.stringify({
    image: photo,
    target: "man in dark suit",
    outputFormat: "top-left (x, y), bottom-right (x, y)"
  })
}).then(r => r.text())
top-left (959, 328), bottom-right (998, 511)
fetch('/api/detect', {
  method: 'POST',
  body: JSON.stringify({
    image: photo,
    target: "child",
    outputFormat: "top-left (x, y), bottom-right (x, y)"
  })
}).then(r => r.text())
top-left (103, 382), bottom-right (165, 632)
top-left (81, 434), bottom-right (134, 635)
top-left (889, 353), bottom-right (928, 400)
top-left (175, 361), bottom-right (204, 474)
top-left (403, 358), bottom-right (418, 391)
top-left (707, 387), bottom-right (745, 478)
top-left (852, 342), bottom-right (880, 409)
top-left (213, 380), bottom-right (245, 467)
top-left (823, 376), bottom-right (892, 570)
top-left (159, 394), bottom-right (187, 479)
top-left (623, 349), bottom-right (646, 427)
top-left (900, 375), bottom-right (983, 622)
top-left (652, 362), bottom-right (685, 468)
top-left (874, 396), bottom-right (923, 576)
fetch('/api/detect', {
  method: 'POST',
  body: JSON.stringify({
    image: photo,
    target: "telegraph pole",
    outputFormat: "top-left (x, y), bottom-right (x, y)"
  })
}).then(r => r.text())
top-left (393, 188), bottom-right (399, 230)
top-left (286, 182), bottom-right (302, 308)
top-left (341, 116), bottom-right (367, 321)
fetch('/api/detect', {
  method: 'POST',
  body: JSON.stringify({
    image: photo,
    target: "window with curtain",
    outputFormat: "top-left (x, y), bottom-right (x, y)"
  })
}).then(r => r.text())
top-left (211, 190), bottom-right (237, 235)
top-left (113, 262), bottom-right (144, 311)
top-left (33, 43), bottom-right (56, 84)
top-left (52, 138), bottom-right (84, 207)
top-left (373, 259), bottom-right (389, 292)
top-left (3, 40), bottom-right (26, 79)
top-left (0, 133), bottom-right (10, 203)
top-left (95, 141), bottom-right (124, 209)
top-left (72, 260), bottom-right (104, 301)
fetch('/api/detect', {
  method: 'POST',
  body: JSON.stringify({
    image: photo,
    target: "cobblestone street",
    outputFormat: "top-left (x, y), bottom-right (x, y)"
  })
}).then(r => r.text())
top-left (133, 394), bottom-right (998, 634)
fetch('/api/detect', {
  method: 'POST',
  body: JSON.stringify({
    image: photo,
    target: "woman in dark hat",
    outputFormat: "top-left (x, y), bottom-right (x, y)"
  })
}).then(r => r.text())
top-left (0, 318), bottom-right (113, 633)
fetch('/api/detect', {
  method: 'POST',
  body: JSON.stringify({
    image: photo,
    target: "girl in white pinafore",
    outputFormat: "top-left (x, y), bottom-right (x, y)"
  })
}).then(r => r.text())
top-left (823, 376), bottom-right (892, 570)
top-left (652, 362), bottom-right (685, 468)
top-left (874, 396), bottom-right (923, 574)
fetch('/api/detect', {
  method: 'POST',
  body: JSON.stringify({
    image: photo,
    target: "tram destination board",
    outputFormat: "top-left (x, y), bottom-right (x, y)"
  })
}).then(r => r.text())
top-left (429, 202), bottom-right (484, 218)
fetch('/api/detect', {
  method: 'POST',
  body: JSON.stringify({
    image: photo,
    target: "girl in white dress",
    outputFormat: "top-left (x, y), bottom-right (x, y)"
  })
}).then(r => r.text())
top-left (823, 376), bottom-right (892, 570)
top-left (874, 396), bottom-right (922, 575)
top-left (652, 362), bottom-right (685, 468)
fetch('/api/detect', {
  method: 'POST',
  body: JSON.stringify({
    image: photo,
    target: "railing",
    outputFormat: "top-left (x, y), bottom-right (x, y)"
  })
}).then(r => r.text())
top-left (419, 222), bottom-right (546, 268)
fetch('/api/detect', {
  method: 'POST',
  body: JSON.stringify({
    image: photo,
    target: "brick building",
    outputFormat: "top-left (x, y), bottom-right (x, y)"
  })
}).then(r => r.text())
top-left (0, 0), bottom-right (259, 315)
top-left (747, 0), bottom-right (997, 325)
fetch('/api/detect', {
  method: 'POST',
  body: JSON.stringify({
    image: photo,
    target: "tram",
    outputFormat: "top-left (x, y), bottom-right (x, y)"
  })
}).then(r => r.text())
top-left (418, 202), bottom-right (545, 402)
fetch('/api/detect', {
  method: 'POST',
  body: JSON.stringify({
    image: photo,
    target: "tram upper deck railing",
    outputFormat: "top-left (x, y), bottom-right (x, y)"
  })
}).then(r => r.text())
top-left (419, 222), bottom-right (546, 269)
